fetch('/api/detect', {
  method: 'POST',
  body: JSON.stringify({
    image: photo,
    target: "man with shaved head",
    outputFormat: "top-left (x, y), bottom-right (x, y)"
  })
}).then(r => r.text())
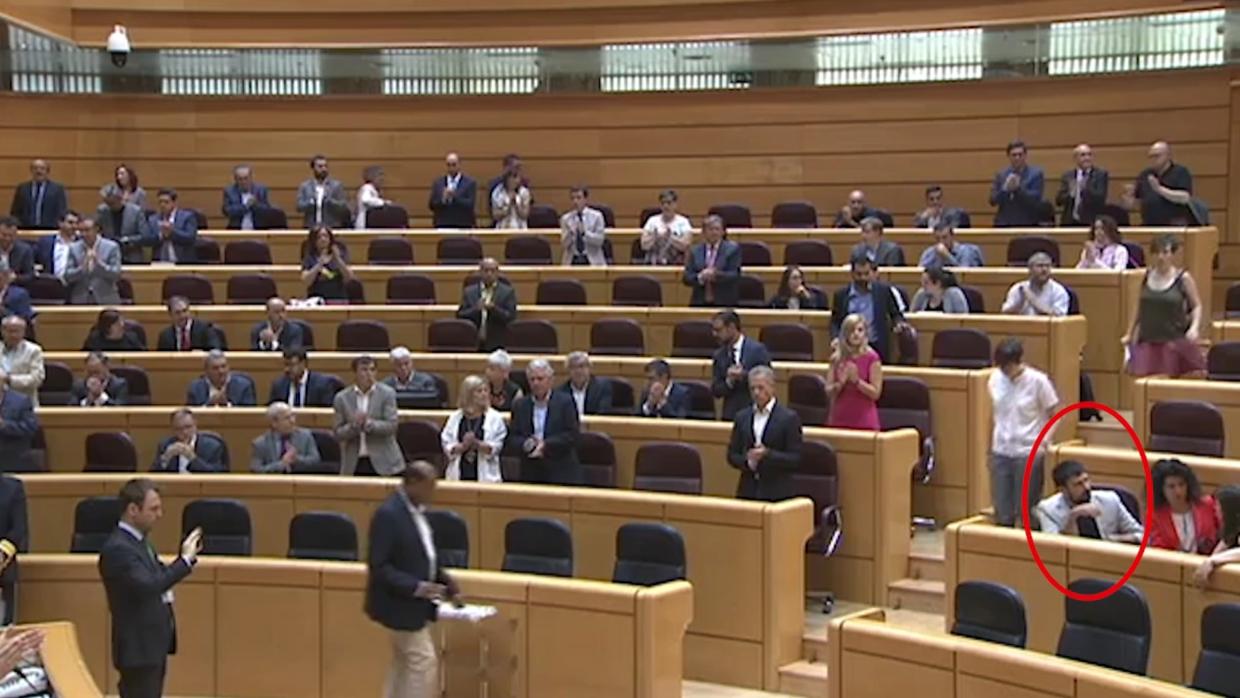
top-left (833, 189), bottom-right (892, 229)
top-left (1125, 141), bottom-right (1195, 226)
top-left (429, 152), bottom-right (478, 229)
top-left (9, 159), bottom-right (67, 230)
top-left (1055, 143), bottom-right (1109, 226)
top-left (222, 164), bottom-right (273, 230)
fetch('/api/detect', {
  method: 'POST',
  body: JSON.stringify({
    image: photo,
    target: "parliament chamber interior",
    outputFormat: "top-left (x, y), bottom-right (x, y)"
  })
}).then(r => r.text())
top-left (0, 1), bottom-right (1239, 697)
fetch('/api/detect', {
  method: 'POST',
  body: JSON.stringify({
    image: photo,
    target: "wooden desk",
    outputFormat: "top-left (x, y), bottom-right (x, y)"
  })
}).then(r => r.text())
top-left (1131, 377), bottom-right (1240, 460)
top-left (17, 557), bottom-right (693, 698)
top-left (944, 516), bottom-right (1240, 685)
top-left (16, 622), bottom-right (102, 698)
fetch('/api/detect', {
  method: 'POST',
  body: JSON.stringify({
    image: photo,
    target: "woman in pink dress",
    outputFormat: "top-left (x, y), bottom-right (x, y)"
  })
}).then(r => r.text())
top-left (826, 313), bottom-right (883, 430)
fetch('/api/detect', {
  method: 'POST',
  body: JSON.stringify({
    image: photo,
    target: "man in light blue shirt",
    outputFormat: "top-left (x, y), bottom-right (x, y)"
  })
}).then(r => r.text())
top-left (918, 225), bottom-right (985, 269)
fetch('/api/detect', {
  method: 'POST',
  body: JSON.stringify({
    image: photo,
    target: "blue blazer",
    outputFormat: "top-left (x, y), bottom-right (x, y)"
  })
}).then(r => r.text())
top-left (1, 241), bottom-right (35, 285)
top-left (267, 371), bottom-right (339, 408)
top-left (185, 374), bottom-right (258, 407)
top-left (639, 381), bottom-right (691, 418)
top-left (222, 184), bottom-right (273, 229)
top-left (1, 285), bottom-right (33, 323)
top-left (365, 492), bottom-right (453, 632)
top-left (33, 234), bottom-right (73, 278)
top-left (428, 175), bottom-right (478, 229)
top-left (0, 391), bottom-right (37, 472)
top-left (683, 240), bottom-right (742, 307)
top-left (144, 209), bottom-right (199, 263)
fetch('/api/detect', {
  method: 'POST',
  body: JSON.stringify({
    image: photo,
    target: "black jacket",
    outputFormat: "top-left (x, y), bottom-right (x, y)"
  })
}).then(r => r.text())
top-left (157, 321), bottom-right (221, 352)
top-left (726, 402), bottom-right (803, 501)
top-left (638, 382), bottom-right (691, 419)
top-left (457, 282), bottom-right (518, 353)
top-left (249, 321), bottom-right (306, 351)
top-left (10, 180), bottom-right (68, 230)
top-left (509, 391), bottom-right (581, 484)
top-left (0, 476), bottom-right (28, 589)
top-left (831, 282), bottom-right (905, 363)
top-left (1054, 167), bottom-right (1110, 226)
top-left (711, 337), bottom-right (772, 421)
top-left (98, 527), bottom-right (193, 669)
top-left (69, 375), bottom-right (130, 406)
top-left (267, 371), bottom-right (339, 408)
top-left (365, 492), bottom-right (453, 632)
top-left (554, 376), bottom-right (613, 416)
top-left (151, 433), bottom-right (229, 473)
top-left (428, 174), bottom-right (478, 229)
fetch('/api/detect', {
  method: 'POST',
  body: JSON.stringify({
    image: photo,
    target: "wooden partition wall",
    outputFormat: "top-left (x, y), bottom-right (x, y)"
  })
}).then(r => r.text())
top-left (1131, 376), bottom-right (1240, 460)
top-left (943, 518), bottom-right (1240, 684)
top-left (15, 622), bottom-right (103, 697)
top-left (1048, 443), bottom-right (1240, 505)
top-left (17, 556), bottom-right (693, 698)
top-left (826, 609), bottom-right (1214, 698)
top-left (18, 478), bottom-right (800, 690)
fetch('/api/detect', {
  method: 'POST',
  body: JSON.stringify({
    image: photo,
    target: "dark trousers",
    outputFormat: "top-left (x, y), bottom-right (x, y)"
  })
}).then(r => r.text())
top-left (118, 664), bottom-right (166, 698)
top-left (1, 579), bottom-right (14, 625)
top-left (355, 457), bottom-right (378, 477)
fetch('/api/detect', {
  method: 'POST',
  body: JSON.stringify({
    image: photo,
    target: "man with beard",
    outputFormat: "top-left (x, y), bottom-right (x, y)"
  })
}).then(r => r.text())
top-left (1036, 460), bottom-right (1142, 542)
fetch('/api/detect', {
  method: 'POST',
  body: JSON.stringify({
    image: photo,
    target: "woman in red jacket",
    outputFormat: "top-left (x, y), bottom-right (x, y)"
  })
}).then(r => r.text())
top-left (1148, 458), bottom-right (1220, 554)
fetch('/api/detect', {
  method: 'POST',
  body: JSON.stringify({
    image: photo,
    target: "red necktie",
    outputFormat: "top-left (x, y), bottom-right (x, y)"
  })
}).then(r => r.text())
top-left (180, 326), bottom-right (190, 351)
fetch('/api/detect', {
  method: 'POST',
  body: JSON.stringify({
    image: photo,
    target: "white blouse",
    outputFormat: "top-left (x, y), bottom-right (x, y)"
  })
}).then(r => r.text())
top-left (491, 186), bottom-right (531, 230)
top-left (355, 182), bottom-right (386, 229)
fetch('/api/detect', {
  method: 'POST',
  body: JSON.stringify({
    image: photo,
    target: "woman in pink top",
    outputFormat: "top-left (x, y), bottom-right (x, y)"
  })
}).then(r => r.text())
top-left (826, 313), bottom-right (883, 430)
top-left (1076, 215), bottom-right (1129, 270)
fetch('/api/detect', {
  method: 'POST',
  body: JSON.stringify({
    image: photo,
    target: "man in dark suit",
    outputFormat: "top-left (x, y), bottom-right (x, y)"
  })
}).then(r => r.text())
top-left (683, 214), bottom-right (741, 307)
top-left (97, 185), bottom-right (152, 265)
top-left (1054, 143), bottom-right (1109, 226)
top-left (33, 210), bottom-right (80, 279)
top-left (0, 474), bottom-right (28, 625)
top-left (510, 359), bottom-right (581, 485)
top-left (711, 310), bottom-right (772, 421)
top-left (849, 217), bottom-right (906, 267)
top-left (157, 296), bottom-right (221, 352)
top-left (143, 188), bottom-right (199, 263)
top-left (0, 216), bottom-right (36, 285)
top-left (639, 358), bottom-right (691, 419)
top-left (0, 373), bottom-right (37, 473)
top-left (727, 366), bottom-right (803, 501)
top-left (0, 261), bottom-right (33, 323)
top-left (831, 253), bottom-right (907, 363)
top-left (428, 152), bottom-right (478, 229)
top-left (9, 159), bottom-right (68, 230)
top-left (221, 165), bottom-right (274, 230)
top-left (556, 351), bottom-right (613, 417)
top-left (250, 297), bottom-right (305, 351)
top-left (457, 258), bottom-right (518, 352)
top-left (185, 350), bottom-right (257, 407)
top-left (151, 409), bottom-right (229, 473)
top-left (98, 478), bottom-right (202, 698)
top-left (70, 351), bottom-right (130, 406)
top-left (267, 347), bottom-right (338, 408)
top-left (366, 461), bottom-right (459, 698)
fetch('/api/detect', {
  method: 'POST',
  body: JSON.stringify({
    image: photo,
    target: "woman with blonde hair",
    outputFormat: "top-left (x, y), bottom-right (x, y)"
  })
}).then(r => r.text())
top-left (826, 313), bottom-right (883, 430)
top-left (440, 374), bottom-right (507, 482)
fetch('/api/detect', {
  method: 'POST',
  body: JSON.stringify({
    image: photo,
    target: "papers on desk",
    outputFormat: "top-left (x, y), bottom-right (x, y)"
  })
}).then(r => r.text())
top-left (436, 601), bottom-right (498, 624)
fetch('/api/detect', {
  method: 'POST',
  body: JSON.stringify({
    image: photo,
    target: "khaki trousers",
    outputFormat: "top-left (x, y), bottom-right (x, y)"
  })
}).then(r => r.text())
top-left (383, 626), bottom-right (438, 698)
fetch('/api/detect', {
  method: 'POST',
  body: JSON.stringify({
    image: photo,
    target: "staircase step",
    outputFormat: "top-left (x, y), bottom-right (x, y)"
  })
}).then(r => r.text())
top-left (801, 629), bottom-right (829, 662)
top-left (908, 551), bottom-right (945, 582)
top-left (1079, 416), bottom-right (1137, 450)
top-left (887, 578), bottom-right (946, 615)
top-left (778, 660), bottom-right (829, 697)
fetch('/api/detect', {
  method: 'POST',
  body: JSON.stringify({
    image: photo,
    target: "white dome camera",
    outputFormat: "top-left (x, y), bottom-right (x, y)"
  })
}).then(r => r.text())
top-left (106, 25), bottom-right (130, 67)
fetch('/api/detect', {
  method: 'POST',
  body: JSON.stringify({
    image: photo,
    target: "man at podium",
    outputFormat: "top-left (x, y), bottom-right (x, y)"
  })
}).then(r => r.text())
top-left (365, 461), bottom-right (459, 698)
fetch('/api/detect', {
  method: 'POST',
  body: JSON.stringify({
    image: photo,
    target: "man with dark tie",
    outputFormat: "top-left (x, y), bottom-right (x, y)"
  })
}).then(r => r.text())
top-left (250, 297), bottom-right (305, 351)
top-left (222, 164), bottom-right (273, 230)
top-left (1036, 460), bottom-right (1142, 542)
top-left (1055, 143), bottom-right (1109, 226)
top-left (267, 347), bottom-right (338, 408)
top-left (727, 366), bottom-right (802, 501)
top-left (156, 296), bottom-right (221, 352)
top-left (710, 310), bottom-right (772, 421)
top-left (0, 216), bottom-right (36, 285)
top-left (428, 152), bottom-right (478, 229)
top-left (683, 214), bottom-right (742, 308)
top-left (34, 210), bottom-right (80, 280)
top-left (989, 140), bottom-right (1046, 227)
top-left (9, 159), bottom-right (68, 230)
top-left (144, 189), bottom-right (199, 264)
top-left (559, 186), bottom-right (608, 266)
top-left (510, 358), bottom-right (581, 485)
top-left (185, 350), bottom-right (257, 407)
top-left (65, 216), bottom-right (124, 306)
top-left (638, 359), bottom-right (691, 419)
top-left (457, 258), bottom-right (518, 352)
top-left (151, 409), bottom-right (228, 474)
top-left (99, 479), bottom-right (202, 698)
top-left (249, 402), bottom-right (321, 474)
top-left (555, 351), bottom-right (613, 417)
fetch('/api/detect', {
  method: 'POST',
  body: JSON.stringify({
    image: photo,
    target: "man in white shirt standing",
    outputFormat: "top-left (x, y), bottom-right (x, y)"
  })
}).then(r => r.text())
top-left (1037, 460), bottom-right (1143, 542)
top-left (334, 355), bottom-right (402, 477)
top-left (726, 366), bottom-right (802, 501)
top-left (39, 210), bottom-right (80, 279)
top-left (0, 316), bottom-right (43, 408)
top-left (988, 338), bottom-right (1061, 527)
top-left (1002, 252), bottom-right (1070, 316)
top-left (428, 152), bottom-right (478, 229)
top-left (555, 351), bottom-right (613, 417)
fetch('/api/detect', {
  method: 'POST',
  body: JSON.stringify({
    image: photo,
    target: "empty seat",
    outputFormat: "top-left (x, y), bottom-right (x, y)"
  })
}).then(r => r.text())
top-left (737, 275), bottom-right (766, 308)
top-left (791, 440), bottom-right (841, 554)
top-left (759, 323), bottom-right (814, 362)
top-left (1149, 400), bottom-right (1224, 457)
top-left (681, 380), bottom-right (716, 420)
top-left (304, 430), bottom-right (341, 474)
top-left (397, 419), bottom-right (444, 467)
top-left (367, 236), bottom-right (414, 265)
top-left (1207, 341), bottom-right (1240, 381)
top-left (183, 498), bottom-right (253, 556)
top-left (504, 237), bottom-right (553, 265)
top-left (739, 241), bottom-right (772, 267)
top-left (783, 240), bottom-right (833, 266)
top-left (437, 236), bottom-right (483, 265)
top-left (40, 361), bottom-right (73, 406)
top-left (611, 276), bottom-right (663, 307)
top-left (84, 432), bottom-right (138, 472)
top-left (386, 273), bottom-right (437, 305)
top-left (527, 205), bottom-right (559, 229)
top-left (253, 207), bottom-right (288, 230)
top-left (110, 366), bottom-right (151, 405)
top-left (161, 274), bottom-right (214, 304)
top-left (191, 210), bottom-right (211, 231)
top-left (17, 427), bottom-right (46, 473)
top-left (612, 523), bottom-right (686, 586)
top-left (1006, 235), bottom-right (1061, 267)
top-left (25, 276), bottom-right (67, 305)
top-left (578, 431), bottom-right (617, 487)
top-left (1226, 283), bottom-right (1240, 318)
top-left (71, 496), bottom-right (120, 553)
top-left (505, 319), bottom-right (558, 354)
top-left (771, 202), bottom-right (818, 228)
top-left (787, 374), bottom-right (830, 426)
top-left (708, 204), bottom-right (752, 228)
top-left (502, 518), bottom-right (573, 577)
top-left (223, 240), bottom-right (273, 265)
top-left (1056, 579), bottom-right (1150, 675)
top-left (118, 278), bottom-right (135, 304)
top-left (288, 511), bottom-right (358, 561)
top-left (930, 328), bottom-right (991, 369)
top-left (366, 205), bottom-right (409, 229)
top-left (951, 581), bottom-right (1027, 648)
top-left (536, 279), bottom-right (587, 305)
top-left (1191, 603), bottom-right (1240, 696)
top-left (592, 204), bottom-right (616, 228)
top-left (590, 319), bottom-right (645, 356)
top-left (345, 279), bottom-right (367, 304)
top-left (335, 320), bottom-right (391, 352)
top-left (634, 442), bottom-right (703, 495)
top-left (427, 509), bottom-right (470, 568)
top-left (672, 321), bottom-right (717, 359)
top-left (193, 237), bottom-right (220, 263)
top-left (895, 326), bottom-right (920, 366)
top-left (427, 319), bottom-right (478, 353)
top-left (607, 378), bottom-right (635, 414)
top-left (959, 285), bottom-right (985, 313)
top-left (226, 274), bottom-right (278, 304)
top-left (877, 377), bottom-right (935, 484)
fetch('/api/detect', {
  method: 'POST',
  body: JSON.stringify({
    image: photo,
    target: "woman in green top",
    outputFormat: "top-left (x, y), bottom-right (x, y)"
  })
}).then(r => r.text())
top-left (1122, 234), bottom-right (1204, 377)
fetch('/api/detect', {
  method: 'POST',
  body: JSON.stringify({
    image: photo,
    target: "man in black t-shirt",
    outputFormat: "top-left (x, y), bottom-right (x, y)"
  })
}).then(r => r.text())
top-left (1125, 141), bottom-right (1195, 226)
